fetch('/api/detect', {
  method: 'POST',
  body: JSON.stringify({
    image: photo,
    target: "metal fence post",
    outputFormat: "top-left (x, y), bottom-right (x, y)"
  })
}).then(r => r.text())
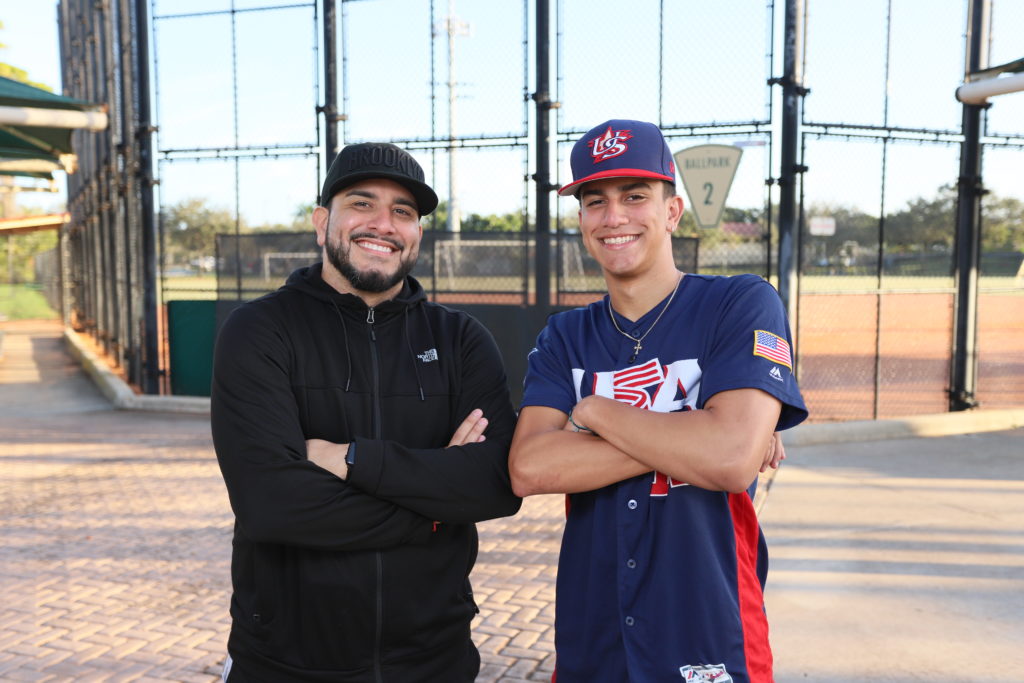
top-left (533, 0), bottom-right (553, 312)
top-left (135, 0), bottom-right (160, 394)
top-left (776, 0), bottom-right (805, 330)
top-left (950, 0), bottom-right (989, 411)
top-left (322, 0), bottom-right (339, 170)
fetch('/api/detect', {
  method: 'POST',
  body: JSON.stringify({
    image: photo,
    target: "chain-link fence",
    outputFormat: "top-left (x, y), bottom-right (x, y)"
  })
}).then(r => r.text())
top-left (215, 231), bottom-right (699, 308)
top-left (795, 1), bottom-right (1024, 420)
top-left (0, 234), bottom-right (60, 321)
top-left (59, 0), bottom-right (160, 391)
top-left (57, 0), bottom-right (1024, 419)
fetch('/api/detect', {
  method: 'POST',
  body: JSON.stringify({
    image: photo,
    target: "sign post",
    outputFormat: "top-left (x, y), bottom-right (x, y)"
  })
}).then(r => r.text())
top-left (674, 144), bottom-right (743, 229)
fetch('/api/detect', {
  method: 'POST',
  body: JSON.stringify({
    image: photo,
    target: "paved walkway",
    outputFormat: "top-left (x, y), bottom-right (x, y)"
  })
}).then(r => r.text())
top-left (0, 320), bottom-right (562, 682)
top-left (2, 319), bottom-right (1022, 682)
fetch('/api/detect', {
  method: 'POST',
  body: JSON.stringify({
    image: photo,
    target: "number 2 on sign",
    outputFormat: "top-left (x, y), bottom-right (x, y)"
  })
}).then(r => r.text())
top-left (703, 182), bottom-right (714, 205)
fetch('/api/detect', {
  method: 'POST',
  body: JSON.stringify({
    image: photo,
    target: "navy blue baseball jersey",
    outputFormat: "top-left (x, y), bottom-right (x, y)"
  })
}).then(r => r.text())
top-left (521, 273), bottom-right (807, 683)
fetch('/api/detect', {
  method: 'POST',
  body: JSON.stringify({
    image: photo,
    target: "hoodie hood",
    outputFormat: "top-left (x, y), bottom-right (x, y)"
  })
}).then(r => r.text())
top-left (282, 262), bottom-right (431, 400)
top-left (283, 262), bottom-right (427, 314)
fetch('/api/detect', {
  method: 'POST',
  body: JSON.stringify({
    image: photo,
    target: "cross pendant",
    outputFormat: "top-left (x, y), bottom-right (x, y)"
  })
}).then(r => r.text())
top-left (629, 339), bottom-right (642, 363)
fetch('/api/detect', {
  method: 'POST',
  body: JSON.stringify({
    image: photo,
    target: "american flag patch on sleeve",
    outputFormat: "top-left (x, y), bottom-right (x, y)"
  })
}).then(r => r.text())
top-left (753, 330), bottom-right (792, 369)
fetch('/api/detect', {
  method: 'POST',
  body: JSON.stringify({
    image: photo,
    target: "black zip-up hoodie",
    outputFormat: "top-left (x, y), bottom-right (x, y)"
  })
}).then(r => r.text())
top-left (211, 264), bottom-right (521, 682)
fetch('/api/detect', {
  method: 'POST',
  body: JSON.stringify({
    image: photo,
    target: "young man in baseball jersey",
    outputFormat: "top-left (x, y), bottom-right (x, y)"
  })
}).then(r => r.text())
top-left (509, 119), bottom-right (807, 683)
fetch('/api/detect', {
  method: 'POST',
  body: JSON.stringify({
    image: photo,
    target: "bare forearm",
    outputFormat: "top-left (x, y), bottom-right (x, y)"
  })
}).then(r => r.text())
top-left (509, 425), bottom-right (650, 496)
top-left (306, 439), bottom-right (350, 479)
top-left (573, 391), bottom-right (779, 493)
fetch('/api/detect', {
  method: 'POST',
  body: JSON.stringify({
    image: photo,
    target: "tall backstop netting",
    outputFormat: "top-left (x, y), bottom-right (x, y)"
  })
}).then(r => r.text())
top-left (58, 0), bottom-right (1023, 417)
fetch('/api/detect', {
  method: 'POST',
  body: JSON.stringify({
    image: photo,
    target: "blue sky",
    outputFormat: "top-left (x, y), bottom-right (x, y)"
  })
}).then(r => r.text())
top-left (3, 0), bottom-right (1023, 225)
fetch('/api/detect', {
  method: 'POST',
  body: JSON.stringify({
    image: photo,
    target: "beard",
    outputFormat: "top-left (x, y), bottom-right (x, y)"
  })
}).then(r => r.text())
top-left (325, 225), bottom-right (418, 294)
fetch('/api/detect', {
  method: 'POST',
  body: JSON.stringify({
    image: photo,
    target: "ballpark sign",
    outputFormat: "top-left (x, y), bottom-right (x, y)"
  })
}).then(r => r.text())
top-left (674, 144), bottom-right (743, 229)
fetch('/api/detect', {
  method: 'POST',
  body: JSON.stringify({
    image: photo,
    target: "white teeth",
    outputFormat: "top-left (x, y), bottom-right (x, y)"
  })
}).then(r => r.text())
top-left (602, 235), bottom-right (636, 245)
top-left (358, 241), bottom-right (394, 253)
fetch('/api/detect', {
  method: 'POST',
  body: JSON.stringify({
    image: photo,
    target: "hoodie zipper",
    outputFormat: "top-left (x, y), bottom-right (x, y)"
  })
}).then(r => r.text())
top-left (367, 306), bottom-right (384, 683)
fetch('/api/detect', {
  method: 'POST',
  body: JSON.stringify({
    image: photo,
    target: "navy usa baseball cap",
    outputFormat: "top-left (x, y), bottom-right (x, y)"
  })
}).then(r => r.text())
top-left (320, 142), bottom-right (439, 216)
top-left (558, 119), bottom-right (677, 197)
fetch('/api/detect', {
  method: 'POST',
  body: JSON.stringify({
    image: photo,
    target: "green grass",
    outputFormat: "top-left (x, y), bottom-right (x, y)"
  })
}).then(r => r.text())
top-left (159, 273), bottom-right (1024, 302)
top-left (0, 284), bottom-right (58, 320)
top-left (161, 275), bottom-right (218, 302)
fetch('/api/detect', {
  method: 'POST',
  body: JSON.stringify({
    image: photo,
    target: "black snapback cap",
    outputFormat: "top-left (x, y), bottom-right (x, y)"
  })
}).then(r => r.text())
top-left (320, 142), bottom-right (438, 216)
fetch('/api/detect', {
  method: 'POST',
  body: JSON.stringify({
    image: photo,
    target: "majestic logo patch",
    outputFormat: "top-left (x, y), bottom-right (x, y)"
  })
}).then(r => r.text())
top-left (417, 348), bottom-right (438, 363)
top-left (588, 126), bottom-right (633, 163)
top-left (753, 329), bottom-right (792, 370)
top-left (769, 366), bottom-right (783, 382)
top-left (679, 663), bottom-right (733, 682)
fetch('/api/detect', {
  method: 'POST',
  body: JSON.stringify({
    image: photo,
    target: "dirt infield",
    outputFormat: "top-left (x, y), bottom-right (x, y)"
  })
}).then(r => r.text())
top-left (798, 292), bottom-right (1024, 421)
top-left (135, 283), bottom-right (1023, 423)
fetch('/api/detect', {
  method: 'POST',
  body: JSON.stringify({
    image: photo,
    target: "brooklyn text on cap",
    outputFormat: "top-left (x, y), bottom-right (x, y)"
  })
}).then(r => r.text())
top-left (558, 119), bottom-right (677, 197)
top-left (320, 142), bottom-right (439, 216)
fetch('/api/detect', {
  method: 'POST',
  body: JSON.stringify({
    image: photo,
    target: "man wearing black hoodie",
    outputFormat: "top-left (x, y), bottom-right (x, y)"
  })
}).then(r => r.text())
top-left (211, 142), bottom-right (522, 682)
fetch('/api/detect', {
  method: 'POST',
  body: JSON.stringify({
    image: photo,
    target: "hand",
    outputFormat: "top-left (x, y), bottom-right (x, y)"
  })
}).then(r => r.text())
top-left (306, 438), bottom-right (349, 479)
top-left (759, 432), bottom-right (786, 473)
top-left (447, 409), bottom-right (488, 447)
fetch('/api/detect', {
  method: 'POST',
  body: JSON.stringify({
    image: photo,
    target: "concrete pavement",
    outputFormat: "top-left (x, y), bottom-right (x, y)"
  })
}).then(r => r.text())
top-left (2, 319), bottom-right (1022, 682)
top-left (762, 429), bottom-right (1024, 682)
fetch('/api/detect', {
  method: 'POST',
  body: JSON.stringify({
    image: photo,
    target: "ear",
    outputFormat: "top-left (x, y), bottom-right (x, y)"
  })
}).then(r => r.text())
top-left (312, 205), bottom-right (330, 246)
top-left (666, 195), bottom-right (684, 231)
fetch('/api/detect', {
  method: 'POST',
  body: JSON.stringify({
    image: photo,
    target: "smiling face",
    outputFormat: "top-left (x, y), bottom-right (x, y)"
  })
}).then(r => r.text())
top-left (313, 178), bottom-right (423, 304)
top-left (577, 178), bottom-right (684, 283)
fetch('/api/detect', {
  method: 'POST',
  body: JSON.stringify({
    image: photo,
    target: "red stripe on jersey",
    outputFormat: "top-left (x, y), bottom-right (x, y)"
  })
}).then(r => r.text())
top-left (613, 359), bottom-right (661, 386)
top-left (728, 492), bottom-right (773, 682)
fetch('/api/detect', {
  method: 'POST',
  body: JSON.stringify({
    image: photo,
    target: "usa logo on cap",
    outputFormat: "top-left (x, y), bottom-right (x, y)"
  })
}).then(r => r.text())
top-left (589, 126), bottom-right (633, 163)
top-left (559, 118), bottom-right (677, 197)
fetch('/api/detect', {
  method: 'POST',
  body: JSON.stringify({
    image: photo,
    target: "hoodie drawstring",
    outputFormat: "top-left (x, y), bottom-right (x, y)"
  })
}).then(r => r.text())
top-left (329, 299), bottom-right (353, 392)
top-left (404, 307), bottom-right (426, 402)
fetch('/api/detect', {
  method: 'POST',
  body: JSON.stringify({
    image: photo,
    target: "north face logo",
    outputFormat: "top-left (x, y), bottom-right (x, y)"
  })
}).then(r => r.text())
top-left (417, 348), bottom-right (438, 363)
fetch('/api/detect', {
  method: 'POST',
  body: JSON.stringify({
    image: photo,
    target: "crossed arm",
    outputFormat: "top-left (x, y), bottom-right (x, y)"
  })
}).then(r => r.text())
top-left (508, 387), bottom-right (784, 497)
top-left (306, 409), bottom-right (491, 478)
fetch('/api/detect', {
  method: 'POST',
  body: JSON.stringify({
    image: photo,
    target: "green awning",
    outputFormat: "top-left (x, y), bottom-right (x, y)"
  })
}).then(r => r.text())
top-left (0, 75), bottom-right (107, 178)
top-left (0, 76), bottom-right (96, 111)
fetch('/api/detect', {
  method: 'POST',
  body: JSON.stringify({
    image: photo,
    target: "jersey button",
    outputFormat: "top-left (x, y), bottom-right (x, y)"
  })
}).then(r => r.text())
top-left (626, 559), bottom-right (636, 569)
top-left (625, 616), bottom-right (635, 626)
top-left (627, 499), bottom-right (638, 510)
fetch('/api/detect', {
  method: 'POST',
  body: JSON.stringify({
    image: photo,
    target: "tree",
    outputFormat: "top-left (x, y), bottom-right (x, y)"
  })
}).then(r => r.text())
top-left (0, 22), bottom-right (55, 91)
top-left (884, 184), bottom-right (1024, 253)
top-left (4, 228), bottom-right (57, 284)
top-left (981, 195), bottom-right (1024, 252)
top-left (426, 201), bottom-right (526, 233)
top-left (461, 210), bottom-right (524, 232)
top-left (883, 184), bottom-right (957, 252)
top-left (161, 198), bottom-right (241, 266)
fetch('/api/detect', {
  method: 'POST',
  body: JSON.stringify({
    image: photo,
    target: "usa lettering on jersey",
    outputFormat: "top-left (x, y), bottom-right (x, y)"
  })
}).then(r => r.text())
top-left (574, 358), bottom-right (700, 413)
top-left (573, 358), bottom-right (701, 495)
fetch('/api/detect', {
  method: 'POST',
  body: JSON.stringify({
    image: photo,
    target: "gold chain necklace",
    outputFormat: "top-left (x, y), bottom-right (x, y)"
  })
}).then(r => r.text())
top-left (608, 272), bottom-right (683, 363)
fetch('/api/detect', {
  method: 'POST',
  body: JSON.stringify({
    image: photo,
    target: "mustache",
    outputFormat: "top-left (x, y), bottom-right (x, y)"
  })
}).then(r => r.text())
top-left (349, 232), bottom-right (404, 251)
